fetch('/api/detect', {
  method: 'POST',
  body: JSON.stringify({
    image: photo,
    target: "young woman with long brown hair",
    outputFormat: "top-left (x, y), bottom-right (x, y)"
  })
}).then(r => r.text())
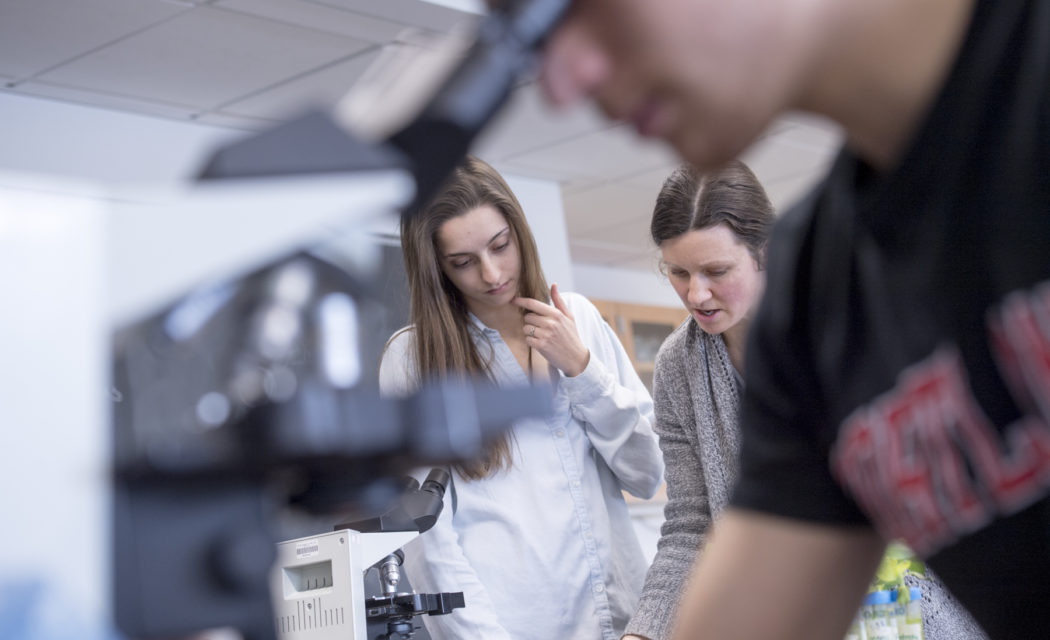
top-left (379, 156), bottom-right (663, 640)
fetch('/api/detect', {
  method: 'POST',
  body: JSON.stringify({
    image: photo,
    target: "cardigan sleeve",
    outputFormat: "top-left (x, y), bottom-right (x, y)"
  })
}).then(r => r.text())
top-left (623, 330), bottom-right (715, 640)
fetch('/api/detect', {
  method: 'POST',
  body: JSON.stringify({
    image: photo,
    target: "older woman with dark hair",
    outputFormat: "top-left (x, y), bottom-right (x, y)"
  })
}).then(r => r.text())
top-left (624, 161), bottom-right (985, 640)
top-left (379, 155), bottom-right (663, 640)
top-left (623, 160), bottom-right (774, 640)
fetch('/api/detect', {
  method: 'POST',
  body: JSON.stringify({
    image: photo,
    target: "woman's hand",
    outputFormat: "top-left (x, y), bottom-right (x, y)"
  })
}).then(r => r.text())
top-left (513, 283), bottom-right (591, 377)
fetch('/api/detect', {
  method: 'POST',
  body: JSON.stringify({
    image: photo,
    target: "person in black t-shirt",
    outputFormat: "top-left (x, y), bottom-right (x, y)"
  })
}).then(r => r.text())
top-left (529, 1), bottom-right (1050, 639)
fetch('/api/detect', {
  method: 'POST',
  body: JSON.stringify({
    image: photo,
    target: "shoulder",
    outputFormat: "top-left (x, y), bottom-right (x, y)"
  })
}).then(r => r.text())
top-left (560, 291), bottom-right (598, 316)
top-left (655, 317), bottom-right (699, 368)
top-left (383, 325), bottom-right (416, 359)
top-left (379, 325), bottom-right (419, 397)
top-left (559, 291), bottom-right (606, 335)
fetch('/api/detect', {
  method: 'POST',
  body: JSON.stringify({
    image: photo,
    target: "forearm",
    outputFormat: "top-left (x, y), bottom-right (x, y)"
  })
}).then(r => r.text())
top-left (562, 354), bottom-right (663, 496)
top-left (626, 419), bottom-right (711, 640)
top-left (671, 510), bottom-right (884, 640)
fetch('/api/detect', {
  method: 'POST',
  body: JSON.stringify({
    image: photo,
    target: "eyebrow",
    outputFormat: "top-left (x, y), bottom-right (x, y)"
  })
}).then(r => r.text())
top-left (443, 226), bottom-right (510, 258)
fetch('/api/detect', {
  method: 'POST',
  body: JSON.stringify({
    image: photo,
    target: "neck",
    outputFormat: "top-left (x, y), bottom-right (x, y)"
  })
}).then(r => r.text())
top-left (722, 322), bottom-right (748, 375)
top-left (797, 0), bottom-right (974, 170)
top-left (469, 301), bottom-right (522, 337)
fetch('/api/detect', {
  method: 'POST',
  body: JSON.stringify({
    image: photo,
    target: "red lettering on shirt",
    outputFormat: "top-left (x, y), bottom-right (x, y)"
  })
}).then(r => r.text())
top-left (832, 284), bottom-right (1050, 555)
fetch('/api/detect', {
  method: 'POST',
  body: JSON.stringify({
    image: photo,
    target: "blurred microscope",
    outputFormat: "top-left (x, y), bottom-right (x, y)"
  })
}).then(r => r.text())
top-left (103, 1), bottom-right (574, 639)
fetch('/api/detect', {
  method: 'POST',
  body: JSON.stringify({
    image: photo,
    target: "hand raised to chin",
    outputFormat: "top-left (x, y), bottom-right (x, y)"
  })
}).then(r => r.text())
top-left (513, 283), bottom-right (591, 377)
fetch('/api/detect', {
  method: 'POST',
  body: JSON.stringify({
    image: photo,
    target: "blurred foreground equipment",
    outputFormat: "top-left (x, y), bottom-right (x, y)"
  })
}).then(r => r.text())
top-left (112, 251), bottom-right (548, 639)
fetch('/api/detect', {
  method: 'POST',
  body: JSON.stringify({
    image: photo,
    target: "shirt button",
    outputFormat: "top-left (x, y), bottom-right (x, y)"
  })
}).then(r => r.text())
top-left (555, 429), bottom-right (565, 438)
top-left (571, 480), bottom-right (581, 488)
top-left (594, 584), bottom-right (605, 593)
top-left (584, 531), bottom-right (592, 539)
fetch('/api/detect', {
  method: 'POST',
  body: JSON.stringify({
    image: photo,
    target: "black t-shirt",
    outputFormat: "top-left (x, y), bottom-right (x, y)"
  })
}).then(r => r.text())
top-left (731, 1), bottom-right (1050, 637)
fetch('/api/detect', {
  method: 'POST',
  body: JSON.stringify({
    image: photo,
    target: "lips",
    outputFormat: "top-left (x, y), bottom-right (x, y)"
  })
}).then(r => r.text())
top-left (487, 281), bottom-right (510, 295)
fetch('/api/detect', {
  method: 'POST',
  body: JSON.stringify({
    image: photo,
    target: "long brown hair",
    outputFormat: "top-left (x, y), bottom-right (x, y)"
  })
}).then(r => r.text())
top-left (398, 156), bottom-right (549, 479)
top-left (651, 160), bottom-right (774, 267)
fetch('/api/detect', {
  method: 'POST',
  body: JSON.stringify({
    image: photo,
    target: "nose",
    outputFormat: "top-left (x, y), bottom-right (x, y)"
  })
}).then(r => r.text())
top-left (479, 255), bottom-right (500, 285)
top-left (687, 276), bottom-right (712, 306)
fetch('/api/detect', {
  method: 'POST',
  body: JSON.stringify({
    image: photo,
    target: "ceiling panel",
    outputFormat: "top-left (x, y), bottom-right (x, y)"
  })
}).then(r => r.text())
top-left (215, 0), bottom-right (413, 44)
top-left (0, 0), bottom-right (845, 273)
top-left (617, 162), bottom-right (682, 192)
top-left (311, 0), bottom-right (479, 32)
top-left (503, 124), bottom-right (679, 182)
top-left (577, 215), bottom-right (652, 249)
top-left (0, 0), bottom-right (188, 79)
top-left (219, 49), bottom-right (382, 119)
top-left (563, 182), bottom-right (662, 235)
top-left (36, 6), bottom-right (373, 110)
top-left (741, 129), bottom-right (837, 188)
top-left (490, 160), bottom-right (601, 193)
top-left (473, 82), bottom-right (610, 162)
top-left (12, 80), bottom-right (201, 120)
top-left (761, 168), bottom-right (834, 212)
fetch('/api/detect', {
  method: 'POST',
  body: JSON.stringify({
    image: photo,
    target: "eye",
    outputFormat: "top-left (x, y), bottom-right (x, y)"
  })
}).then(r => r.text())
top-left (451, 257), bottom-right (473, 269)
top-left (669, 268), bottom-right (689, 279)
top-left (492, 241), bottom-right (510, 253)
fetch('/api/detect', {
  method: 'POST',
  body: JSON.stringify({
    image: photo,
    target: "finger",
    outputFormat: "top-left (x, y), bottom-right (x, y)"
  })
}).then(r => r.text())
top-left (550, 283), bottom-right (572, 318)
top-left (512, 296), bottom-right (554, 315)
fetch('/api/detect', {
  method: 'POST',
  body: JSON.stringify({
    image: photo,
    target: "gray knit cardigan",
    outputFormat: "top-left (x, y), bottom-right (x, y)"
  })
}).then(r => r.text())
top-left (623, 319), bottom-right (989, 640)
top-left (623, 319), bottom-right (741, 640)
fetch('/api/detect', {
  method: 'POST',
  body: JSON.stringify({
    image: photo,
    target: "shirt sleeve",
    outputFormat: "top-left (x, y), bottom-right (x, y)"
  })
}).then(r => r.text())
top-left (401, 471), bottom-right (515, 640)
top-left (624, 345), bottom-right (711, 640)
top-left (730, 212), bottom-right (868, 525)
top-left (379, 327), bottom-right (419, 398)
top-left (558, 293), bottom-right (664, 499)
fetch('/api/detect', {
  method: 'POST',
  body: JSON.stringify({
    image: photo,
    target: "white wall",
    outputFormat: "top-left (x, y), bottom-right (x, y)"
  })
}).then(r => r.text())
top-left (0, 93), bottom-right (239, 182)
top-left (505, 173), bottom-right (575, 291)
top-left (573, 262), bottom-right (681, 307)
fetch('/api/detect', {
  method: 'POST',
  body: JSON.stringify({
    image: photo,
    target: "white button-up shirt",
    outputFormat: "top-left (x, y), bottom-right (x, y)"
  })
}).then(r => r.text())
top-left (379, 292), bottom-right (663, 639)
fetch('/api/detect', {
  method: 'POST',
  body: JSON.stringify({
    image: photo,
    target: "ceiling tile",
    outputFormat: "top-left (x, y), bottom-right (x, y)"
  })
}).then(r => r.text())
top-left (311, 0), bottom-right (480, 32)
top-left (37, 6), bottom-right (373, 110)
top-left (13, 81), bottom-right (200, 121)
top-left (616, 162), bottom-right (681, 192)
top-left (0, 0), bottom-right (188, 79)
top-left (563, 182), bottom-right (660, 234)
top-left (491, 160), bottom-right (601, 193)
top-left (220, 49), bottom-right (381, 119)
top-left (473, 83), bottom-right (611, 162)
top-left (215, 0), bottom-right (413, 44)
top-left (741, 132), bottom-right (836, 188)
top-left (762, 166), bottom-right (834, 212)
top-left (193, 111), bottom-right (278, 131)
top-left (577, 215), bottom-right (652, 249)
top-left (504, 124), bottom-right (678, 182)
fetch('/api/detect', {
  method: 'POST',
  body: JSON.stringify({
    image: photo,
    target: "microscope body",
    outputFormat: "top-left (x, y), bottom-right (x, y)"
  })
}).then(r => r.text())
top-left (272, 470), bottom-right (463, 640)
top-left (272, 528), bottom-right (417, 639)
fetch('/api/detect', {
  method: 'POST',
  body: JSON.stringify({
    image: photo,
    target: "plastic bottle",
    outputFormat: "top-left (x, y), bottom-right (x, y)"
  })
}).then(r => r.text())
top-left (845, 609), bottom-right (868, 640)
top-left (894, 586), bottom-right (924, 640)
top-left (861, 590), bottom-right (897, 640)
